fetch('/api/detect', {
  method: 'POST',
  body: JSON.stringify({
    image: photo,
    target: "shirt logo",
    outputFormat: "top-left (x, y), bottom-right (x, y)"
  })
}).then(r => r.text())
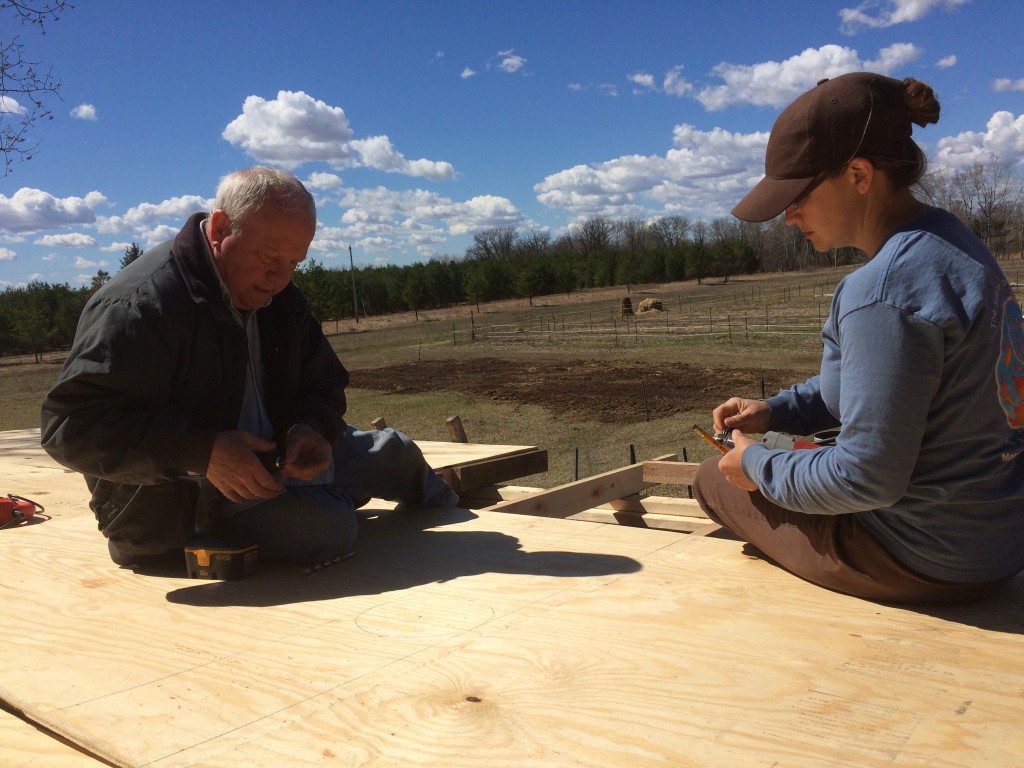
top-left (996, 293), bottom-right (1024, 429)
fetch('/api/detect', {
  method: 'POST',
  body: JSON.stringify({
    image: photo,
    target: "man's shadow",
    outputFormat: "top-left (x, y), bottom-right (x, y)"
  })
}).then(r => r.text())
top-left (165, 507), bottom-right (642, 608)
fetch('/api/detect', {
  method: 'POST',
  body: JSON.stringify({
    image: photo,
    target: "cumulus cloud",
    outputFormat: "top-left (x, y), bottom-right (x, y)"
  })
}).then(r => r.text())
top-left (936, 55), bottom-right (957, 69)
top-left (534, 123), bottom-right (767, 219)
top-left (73, 255), bottom-right (108, 269)
top-left (934, 111), bottom-right (1024, 169)
top-left (306, 172), bottom-right (343, 190)
top-left (96, 194), bottom-right (209, 234)
top-left (36, 232), bottom-right (96, 247)
top-left (350, 135), bottom-right (455, 181)
top-left (310, 185), bottom-right (526, 260)
top-left (0, 188), bottom-right (106, 233)
top-left (696, 43), bottom-right (921, 110)
top-left (461, 67), bottom-right (477, 79)
top-left (71, 104), bottom-right (97, 120)
top-left (993, 78), bottom-right (1024, 93)
top-left (0, 247), bottom-right (15, 261)
top-left (222, 90), bottom-right (455, 180)
top-left (101, 241), bottom-right (136, 253)
top-left (223, 90), bottom-right (357, 169)
top-left (840, 0), bottom-right (971, 34)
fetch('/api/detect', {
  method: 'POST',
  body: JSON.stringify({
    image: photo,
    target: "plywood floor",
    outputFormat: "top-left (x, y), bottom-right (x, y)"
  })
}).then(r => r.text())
top-left (1, 429), bottom-right (1022, 768)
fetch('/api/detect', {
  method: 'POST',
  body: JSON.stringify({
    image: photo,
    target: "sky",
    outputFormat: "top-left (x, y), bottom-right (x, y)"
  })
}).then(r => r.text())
top-left (1, 0), bottom-right (1022, 288)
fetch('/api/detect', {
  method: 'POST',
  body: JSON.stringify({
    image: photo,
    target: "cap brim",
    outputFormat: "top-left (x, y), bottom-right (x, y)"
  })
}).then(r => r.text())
top-left (732, 175), bottom-right (817, 223)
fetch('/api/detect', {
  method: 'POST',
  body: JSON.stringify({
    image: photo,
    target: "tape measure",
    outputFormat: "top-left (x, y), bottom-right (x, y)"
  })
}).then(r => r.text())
top-left (0, 495), bottom-right (44, 529)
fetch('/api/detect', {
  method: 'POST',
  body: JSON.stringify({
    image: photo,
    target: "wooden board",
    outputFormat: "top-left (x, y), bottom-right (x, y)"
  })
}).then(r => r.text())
top-left (2, 430), bottom-right (1023, 767)
top-left (0, 707), bottom-right (106, 768)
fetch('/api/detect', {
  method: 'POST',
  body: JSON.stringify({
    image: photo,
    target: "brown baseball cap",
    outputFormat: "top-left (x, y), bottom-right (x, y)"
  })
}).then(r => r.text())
top-left (732, 72), bottom-right (913, 222)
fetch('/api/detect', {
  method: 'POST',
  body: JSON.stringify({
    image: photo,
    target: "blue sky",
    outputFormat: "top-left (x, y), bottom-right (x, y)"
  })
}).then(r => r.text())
top-left (1, 0), bottom-right (1022, 288)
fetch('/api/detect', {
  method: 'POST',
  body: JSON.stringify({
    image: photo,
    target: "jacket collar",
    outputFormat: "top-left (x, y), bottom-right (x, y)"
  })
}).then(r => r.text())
top-left (174, 212), bottom-right (227, 308)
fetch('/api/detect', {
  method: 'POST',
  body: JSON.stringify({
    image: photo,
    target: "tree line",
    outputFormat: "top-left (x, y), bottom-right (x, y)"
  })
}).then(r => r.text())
top-left (3, 157), bottom-right (1021, 358)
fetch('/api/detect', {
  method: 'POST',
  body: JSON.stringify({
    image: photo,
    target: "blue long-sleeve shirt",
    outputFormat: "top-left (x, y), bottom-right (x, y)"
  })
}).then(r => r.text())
top-left (741, 207), bottom-right (1024, 583)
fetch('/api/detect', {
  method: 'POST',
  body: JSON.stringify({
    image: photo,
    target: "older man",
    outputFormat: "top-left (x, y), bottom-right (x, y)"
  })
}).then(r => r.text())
top-left (41, 166), bottom-right (456, 568)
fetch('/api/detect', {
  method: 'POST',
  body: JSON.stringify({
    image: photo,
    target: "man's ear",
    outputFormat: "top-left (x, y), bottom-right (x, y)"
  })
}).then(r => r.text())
top-left (208, 210), bottom-right (232, 245)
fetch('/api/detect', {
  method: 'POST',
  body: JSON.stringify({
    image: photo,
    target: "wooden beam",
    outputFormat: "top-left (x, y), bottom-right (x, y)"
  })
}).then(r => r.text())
top-left (603, 494), bottom-right (708, 519)
top-left (451, 449), bottom-right (548, 492)
top-left (642, 459), bottom-right (700, 486)
top-left (370, 417), bottom-right (387, 430)
top-left (567, 508), bottom-right (716, 534)
top-left (486, 454), bottom-right (676, 518)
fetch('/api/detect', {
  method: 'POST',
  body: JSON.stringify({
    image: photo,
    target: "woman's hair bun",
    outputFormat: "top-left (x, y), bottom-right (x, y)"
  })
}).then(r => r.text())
top-left (903, 78), bottom-right (940, 128)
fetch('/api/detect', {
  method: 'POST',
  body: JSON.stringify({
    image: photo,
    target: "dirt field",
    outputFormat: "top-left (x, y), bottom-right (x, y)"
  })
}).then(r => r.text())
top-left (350, 358), bottom-right (812, 424)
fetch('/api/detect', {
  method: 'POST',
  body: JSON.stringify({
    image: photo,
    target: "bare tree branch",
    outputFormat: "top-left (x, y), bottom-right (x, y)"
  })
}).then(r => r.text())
top-left (0, 0), bottom-right (70, 175)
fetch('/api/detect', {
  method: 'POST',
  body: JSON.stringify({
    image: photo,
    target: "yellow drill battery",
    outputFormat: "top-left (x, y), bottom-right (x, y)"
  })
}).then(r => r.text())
top-left (184, 535), bottom-right (258, 580)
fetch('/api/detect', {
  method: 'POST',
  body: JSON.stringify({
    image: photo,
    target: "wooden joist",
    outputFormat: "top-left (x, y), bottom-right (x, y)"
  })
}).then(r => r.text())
top-left (447, 449), bottom-right (548, 493)
top-left (485, 454), bottom-right (677, 518)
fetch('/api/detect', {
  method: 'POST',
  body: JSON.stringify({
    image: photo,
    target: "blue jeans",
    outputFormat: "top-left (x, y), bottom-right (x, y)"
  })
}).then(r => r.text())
top-left (212, 426), bottom-right (458, 565)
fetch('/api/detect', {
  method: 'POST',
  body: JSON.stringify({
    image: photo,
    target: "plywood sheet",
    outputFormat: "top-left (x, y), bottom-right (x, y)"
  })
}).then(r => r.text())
top-left (1, 430), bottom-right (1022, 768)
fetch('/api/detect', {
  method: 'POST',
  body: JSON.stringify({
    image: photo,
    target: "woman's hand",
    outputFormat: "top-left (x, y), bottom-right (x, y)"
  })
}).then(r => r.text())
top-left (712, 397), bottom-right (772, 436)
top-left (717, 429), bottom-right (759, 491)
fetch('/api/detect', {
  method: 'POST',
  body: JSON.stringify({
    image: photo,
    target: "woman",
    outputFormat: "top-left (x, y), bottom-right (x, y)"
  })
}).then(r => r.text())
top-left (694, 72), bottom-right (1024, 604)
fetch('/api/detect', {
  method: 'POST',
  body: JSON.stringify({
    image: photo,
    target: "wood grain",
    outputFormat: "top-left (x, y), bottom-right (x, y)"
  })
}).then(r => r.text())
top-left (2, 429), bottom-right (1022, 768)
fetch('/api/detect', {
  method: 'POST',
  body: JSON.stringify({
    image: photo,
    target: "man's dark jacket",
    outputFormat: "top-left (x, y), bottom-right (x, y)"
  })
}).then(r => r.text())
top-left (40, 213), bottom-right (349, 555)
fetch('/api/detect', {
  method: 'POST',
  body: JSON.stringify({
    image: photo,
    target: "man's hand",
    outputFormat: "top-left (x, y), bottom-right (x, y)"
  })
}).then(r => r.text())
top-left (717, 429), bottom-right (759, 491)
top-left (279, 423), bottom-right (332, 481)
top-left (712, 397), bottom-right (772, 436)
top-left (207, 431), bottom-right (284, 502)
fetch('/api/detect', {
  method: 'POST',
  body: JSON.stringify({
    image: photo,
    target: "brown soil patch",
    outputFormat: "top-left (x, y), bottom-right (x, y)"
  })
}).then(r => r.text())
top-left (350, 358), bottom-right (812, 424)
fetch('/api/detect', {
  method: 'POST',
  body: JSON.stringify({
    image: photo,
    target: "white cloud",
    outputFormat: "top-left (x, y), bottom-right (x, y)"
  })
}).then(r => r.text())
top-left (993, 78), bottom-right (1024, 93)
top-left (629, 72), bottom-right (657, 92)
top-left (934, 111), bottom-right (1024, 169)
top-left (568, 82), bottom-right (618, 97)
top-left (497, 50), bottom-right (526, 74)
top-left (0, 188), bottom-right (106, 233)
top-left (96, 194), bottom-right (209, 234)
top-left (447, 195), bottom-right (524, 235)
top-left (306, 172), bottom-right (343, 190)
top-left (350, 135), bottom-right (456, 181)
top-left (0, 247), bottom-right (15, 261)
top-left (696, 43), bottom-right (920, 110)
top-left (310, 185), bottom-right (526, 260)
top-left (73, 256), bottom-right (108, 269)
top-left (840, 0), bottom-right (972, 34)
top-left (102, 241), bottom-right (135, 253)
top-left (222, 90), bottom-right (357, 169)
top-left (534, 123), bottom-right (767, 219)
top-left (222, 90), bottom-right (455, 181)
top-left (71, 104), bottom-right (98, 120)
top-left (461, 67), bottom-right (476, 79)
top-left (663, 66), bottom-right (694, 97)
top-left (36, 232), bottom-right (97, 247)
top-left (864, 42), bottom-right (922, 72)
top-left (936, 55), bottom-right (957, 69)
top-left (0, 96), bottom-right (26, 115)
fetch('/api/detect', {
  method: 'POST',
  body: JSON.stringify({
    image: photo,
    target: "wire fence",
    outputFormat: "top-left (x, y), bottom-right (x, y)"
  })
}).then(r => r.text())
top-left (453, 279), bottom-right (839, 348)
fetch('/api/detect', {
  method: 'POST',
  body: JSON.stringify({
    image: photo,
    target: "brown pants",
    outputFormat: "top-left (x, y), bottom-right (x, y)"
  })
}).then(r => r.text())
top-left (692, 456), bottom-right (1013, 605)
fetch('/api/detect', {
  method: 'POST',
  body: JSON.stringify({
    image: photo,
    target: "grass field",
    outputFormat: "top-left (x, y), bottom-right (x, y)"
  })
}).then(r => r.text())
top-left (7, 258), bottom-right (1022, 490)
